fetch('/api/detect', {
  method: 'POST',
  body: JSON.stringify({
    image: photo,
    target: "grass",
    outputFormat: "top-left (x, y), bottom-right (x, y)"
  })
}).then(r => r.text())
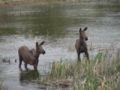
top-left (37, 51), bottom-right (120, 90)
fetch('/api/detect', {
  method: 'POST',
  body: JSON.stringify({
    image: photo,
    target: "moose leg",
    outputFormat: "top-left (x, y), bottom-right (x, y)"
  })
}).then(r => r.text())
top-left (34, 65), bottom-right (37, 71)
top-left (34, 60), bottom-right (38, 70)
top-left (85, 51), bottom-right (90, 62)
top-left (19, 55), bottom-right (22, 70)
top-left (78, 52), bottom-right (81, 62)
top-left (24, 63), bottom-right (28, 70)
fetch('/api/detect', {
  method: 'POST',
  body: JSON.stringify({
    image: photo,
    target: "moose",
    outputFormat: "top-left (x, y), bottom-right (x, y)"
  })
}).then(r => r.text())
top-left (18, 41), bottom-right (45, 70)
top-left (75, 27), bottom-right (89, 62)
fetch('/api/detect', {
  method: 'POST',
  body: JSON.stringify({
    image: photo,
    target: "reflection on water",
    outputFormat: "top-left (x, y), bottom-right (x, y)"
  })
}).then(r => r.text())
top-left (0, 1), bottom-right (120, 90)
top-left (0, 5), bottom-right (70, 38)
top-left (20, 70), bottom-right (39, 83)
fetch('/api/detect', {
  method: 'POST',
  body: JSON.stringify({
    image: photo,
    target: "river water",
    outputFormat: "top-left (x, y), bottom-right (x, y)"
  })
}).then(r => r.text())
top-left (0, 1), bottom-right (120, 90)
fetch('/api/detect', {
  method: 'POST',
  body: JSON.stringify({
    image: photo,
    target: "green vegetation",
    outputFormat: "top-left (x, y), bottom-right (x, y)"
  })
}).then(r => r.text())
top-left (37, 52), bottom-right (120, 90)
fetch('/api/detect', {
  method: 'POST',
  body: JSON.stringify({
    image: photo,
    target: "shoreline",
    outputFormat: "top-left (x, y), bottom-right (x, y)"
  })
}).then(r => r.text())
top-left (0, 0), bottom-right (48, 7)
top-left (0, 0), bottom-right (120, 7)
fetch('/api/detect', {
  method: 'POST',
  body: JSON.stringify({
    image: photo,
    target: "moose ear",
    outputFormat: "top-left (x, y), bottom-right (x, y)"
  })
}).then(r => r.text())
top-left (79, 28), bottom-right (82, 33)
top-left (40, 41), bottom-right (45, 45)
top-left (83, 27), bottom-right (88, 31)
top-left (36, 42), bottom-right (39, 47)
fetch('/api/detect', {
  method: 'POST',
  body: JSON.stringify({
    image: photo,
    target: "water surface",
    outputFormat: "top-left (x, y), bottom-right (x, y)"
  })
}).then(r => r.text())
top-left (0, 2), bottom-right (120, 90)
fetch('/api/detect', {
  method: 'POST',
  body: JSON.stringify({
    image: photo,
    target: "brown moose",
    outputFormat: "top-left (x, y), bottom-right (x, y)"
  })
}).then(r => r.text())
top-left (75, 27), bottom-right (89, 62)
top-left (18, 41), bottom-right (45, 70)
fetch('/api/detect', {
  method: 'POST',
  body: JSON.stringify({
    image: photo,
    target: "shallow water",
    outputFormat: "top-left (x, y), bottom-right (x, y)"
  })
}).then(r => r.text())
top-left (0, 2), bottom-right (120, 90)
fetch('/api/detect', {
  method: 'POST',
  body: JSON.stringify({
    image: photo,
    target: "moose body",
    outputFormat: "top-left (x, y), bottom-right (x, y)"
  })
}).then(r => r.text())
top-left (75, 27), bottom-right (89, 62)
top-left (18, 41), bottom-right (45, 70)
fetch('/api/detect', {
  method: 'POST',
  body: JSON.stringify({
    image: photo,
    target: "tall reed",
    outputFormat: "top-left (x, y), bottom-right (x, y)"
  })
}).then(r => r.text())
top-left (38, 51), bottom-right (120, 90)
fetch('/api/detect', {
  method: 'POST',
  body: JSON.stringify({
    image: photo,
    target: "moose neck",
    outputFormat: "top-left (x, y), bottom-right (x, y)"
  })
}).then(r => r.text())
top-left (34, 51), bottom-right (40, 59)
top-left (80, 37), bottom-right (86, 45)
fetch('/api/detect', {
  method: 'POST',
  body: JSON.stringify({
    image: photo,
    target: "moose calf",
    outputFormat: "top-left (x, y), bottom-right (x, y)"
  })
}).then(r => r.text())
top-left (18, 41), bottom-right (45, 70)
top-left (75, 27), bottom-right (89, 62)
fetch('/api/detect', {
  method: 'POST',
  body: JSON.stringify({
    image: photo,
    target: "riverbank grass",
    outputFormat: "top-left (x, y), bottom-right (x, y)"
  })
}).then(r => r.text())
top-left (38, 52), bottom-right (120, 89)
